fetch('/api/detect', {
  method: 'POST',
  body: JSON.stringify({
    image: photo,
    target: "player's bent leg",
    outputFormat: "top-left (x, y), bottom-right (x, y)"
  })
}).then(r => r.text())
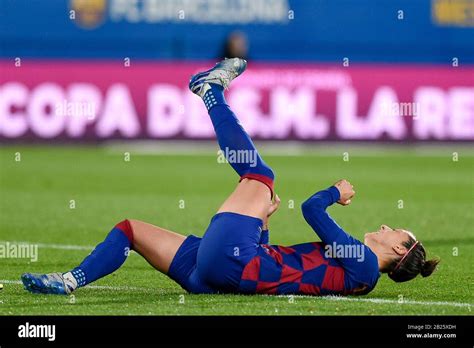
top-left (129, 219), bottom-right (186, 274)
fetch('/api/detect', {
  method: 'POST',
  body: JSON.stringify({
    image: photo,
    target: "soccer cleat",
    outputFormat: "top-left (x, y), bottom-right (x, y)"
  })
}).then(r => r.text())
top-left (21, 272), bottom-right (72, 295)
top-left (189, 57), bottom-right (247, 98)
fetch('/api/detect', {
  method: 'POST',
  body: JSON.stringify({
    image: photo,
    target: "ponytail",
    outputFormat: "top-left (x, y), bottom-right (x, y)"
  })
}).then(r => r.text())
top-left (388, 238), bottom-right (440, 283)
top-left (421, 258), bottom-right (440, 278)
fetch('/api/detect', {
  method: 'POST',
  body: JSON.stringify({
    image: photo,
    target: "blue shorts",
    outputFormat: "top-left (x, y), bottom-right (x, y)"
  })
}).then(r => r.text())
top-left (167, 212), bottom-right (263, 294)
top-left (167, 235), bottom-right (215, 294)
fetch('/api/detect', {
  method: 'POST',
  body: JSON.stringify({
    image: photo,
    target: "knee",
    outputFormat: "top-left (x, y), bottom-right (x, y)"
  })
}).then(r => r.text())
top-left (239, 171), bottom-right (275, 198)
top-left (115, 219), bottom-right (134, 246)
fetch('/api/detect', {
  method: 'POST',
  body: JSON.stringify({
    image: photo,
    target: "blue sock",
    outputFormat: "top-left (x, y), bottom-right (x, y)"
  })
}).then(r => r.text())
top-left (64, 220), bottom-right (133, 289)
top-left (204, 84), bottom-right (275, 193)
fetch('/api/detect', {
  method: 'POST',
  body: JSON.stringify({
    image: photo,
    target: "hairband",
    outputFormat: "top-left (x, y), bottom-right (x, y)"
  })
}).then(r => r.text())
top-left (391, 241), bottom-right (419, 273)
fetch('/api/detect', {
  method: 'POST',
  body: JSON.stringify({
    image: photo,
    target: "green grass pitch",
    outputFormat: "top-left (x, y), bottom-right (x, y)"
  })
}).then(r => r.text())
top-left (0, 145), bottom-right (472, 315)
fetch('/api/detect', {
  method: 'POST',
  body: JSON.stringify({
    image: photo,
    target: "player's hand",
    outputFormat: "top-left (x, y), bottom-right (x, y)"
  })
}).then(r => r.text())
top-left (267, 194), bottom-right (281, 217)
top-left (263, 194), bottom-right (280, 230)
top-left (334, 179), bottom-right (355, 206)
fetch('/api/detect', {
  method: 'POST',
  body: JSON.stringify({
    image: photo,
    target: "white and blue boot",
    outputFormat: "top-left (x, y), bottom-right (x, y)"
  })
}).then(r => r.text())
top-left (189, 57), bottom-right (247, 102)
top-left (21, 272), bottom-right (76, 295)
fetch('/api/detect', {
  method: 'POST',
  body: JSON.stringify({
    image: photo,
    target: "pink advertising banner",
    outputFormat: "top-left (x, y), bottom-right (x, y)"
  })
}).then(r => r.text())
top-left (1, 60), bottom-right (473, 141)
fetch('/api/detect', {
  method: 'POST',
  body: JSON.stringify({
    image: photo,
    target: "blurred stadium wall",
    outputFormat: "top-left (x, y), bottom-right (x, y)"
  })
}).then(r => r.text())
top-left (1, 0), bottom-right (473, 141)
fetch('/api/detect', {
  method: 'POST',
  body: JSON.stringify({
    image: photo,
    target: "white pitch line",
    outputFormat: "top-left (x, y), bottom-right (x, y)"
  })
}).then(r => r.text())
top-left (0, 241), bottom-right (93, 251)
top-left (84, 285), bottom-right (152, 291)
top-left (281, 295), bottom-right (472, 308)
top-left (34, 242), bottom-right (93, 251)
top-left (0, 280), bottom-right (22, 284)
top-left (2, 279), bottom-right (471, 308)
top-left (0, 280), bottom-right (150, 292)
top-left (0, 240), bottom-right (139, 255)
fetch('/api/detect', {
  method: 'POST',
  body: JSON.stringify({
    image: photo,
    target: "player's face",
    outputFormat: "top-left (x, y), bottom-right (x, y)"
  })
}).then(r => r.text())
top-left (364, 225), bottom-right (415, 249)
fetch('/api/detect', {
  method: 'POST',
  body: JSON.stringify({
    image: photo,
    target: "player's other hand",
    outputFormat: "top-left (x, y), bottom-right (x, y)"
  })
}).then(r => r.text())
top-left (267, 194), bottom-right (281, 217)
top-left (334, 179), bottom-right (355, 206)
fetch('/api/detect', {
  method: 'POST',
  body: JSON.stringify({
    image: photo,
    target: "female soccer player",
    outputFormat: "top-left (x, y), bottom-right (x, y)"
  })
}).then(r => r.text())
top-left (21, 58), bottom-right (439, 296)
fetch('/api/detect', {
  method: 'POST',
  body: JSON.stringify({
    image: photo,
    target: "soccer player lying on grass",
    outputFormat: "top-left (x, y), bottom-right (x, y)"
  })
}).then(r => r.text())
top-left (21, 58), bottom-right (439, 296)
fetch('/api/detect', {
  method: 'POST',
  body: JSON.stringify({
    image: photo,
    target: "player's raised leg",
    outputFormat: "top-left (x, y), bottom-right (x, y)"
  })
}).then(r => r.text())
top-left (189, 58), bottom-right (275, 221)
top-left (189, 58), bottom-right (276, 291)
top-left (21, 220), bottom-right (186, 295)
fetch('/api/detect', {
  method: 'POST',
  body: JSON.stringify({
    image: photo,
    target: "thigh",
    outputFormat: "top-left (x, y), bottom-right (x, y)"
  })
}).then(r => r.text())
top-left (129, 219), bottom-right (186, 274)
top-left (217, 178), bottom-right (272, 221)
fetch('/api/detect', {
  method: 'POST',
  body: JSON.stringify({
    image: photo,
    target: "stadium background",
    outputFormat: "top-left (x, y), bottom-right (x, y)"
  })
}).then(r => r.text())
top-left (0, 0), bottom-right (473, 315)
top-left (1, 0), bottom-right (473, 141)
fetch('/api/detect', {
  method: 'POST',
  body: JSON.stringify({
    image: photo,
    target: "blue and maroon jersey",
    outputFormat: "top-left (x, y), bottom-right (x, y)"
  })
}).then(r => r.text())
top-left (238, 186), bottom-right (380, 296)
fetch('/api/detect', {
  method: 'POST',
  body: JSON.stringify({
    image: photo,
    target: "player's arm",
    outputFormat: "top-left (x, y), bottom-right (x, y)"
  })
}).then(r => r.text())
top-left (260, 194), bottom-right (281, 244)
top-left (301, 181), bottom-right (378, 288)
top-left (301, 179), bottom-right (355, 246)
